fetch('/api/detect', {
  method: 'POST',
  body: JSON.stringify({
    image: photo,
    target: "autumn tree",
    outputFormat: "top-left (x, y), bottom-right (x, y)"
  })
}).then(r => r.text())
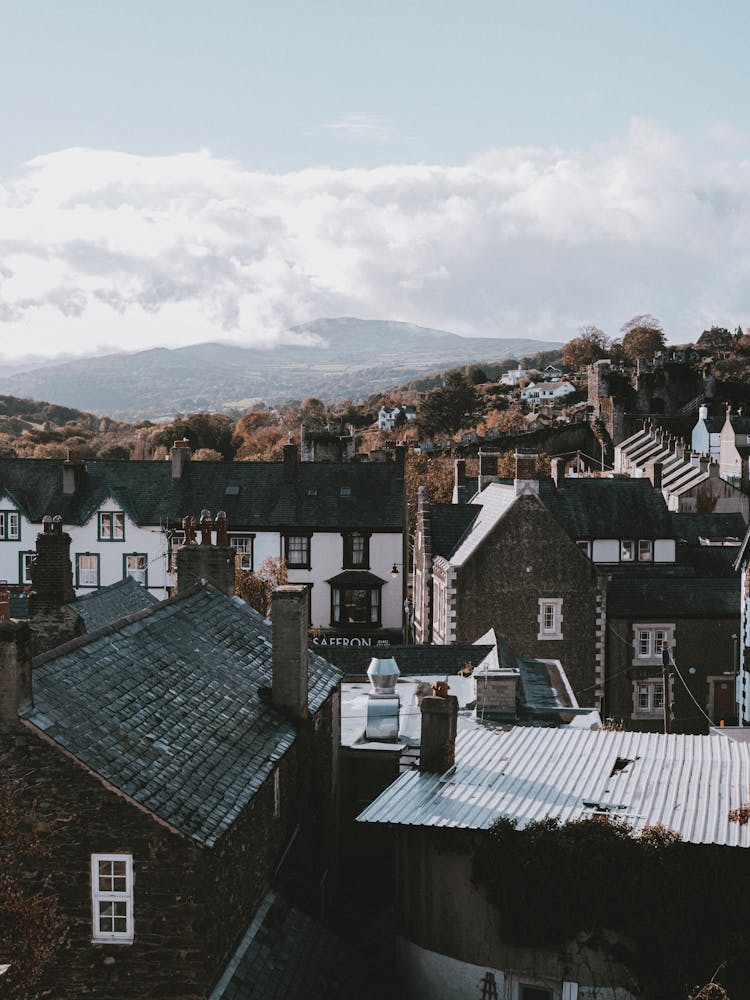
top-left (235, 556), bottom-right (288, 616)
top-left (419, 370), bottom-right (481, 437)
top-left (621, 314), bottom-right (666, 362)
top-left (151, 413), bottom-right (236, 459)
top-left (562, 325), bottom-right (610, 368)
top-left (404, 453), bottom-right (454, 535)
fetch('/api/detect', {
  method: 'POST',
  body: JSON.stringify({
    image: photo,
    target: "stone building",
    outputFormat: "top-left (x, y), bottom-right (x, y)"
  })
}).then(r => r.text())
top-left (0, 559), bottom-right (342, 998)
top-left (414, 455), bottom-right (742, 729)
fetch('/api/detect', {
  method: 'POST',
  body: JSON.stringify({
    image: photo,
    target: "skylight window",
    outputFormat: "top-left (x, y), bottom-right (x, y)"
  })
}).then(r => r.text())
top-left (224, 485), bottom-right (240, 496)
top-left (339, 486), bottom-right (352, 497)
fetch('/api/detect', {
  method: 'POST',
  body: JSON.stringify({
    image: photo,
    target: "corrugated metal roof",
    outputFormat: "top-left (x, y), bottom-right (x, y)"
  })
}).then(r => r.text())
top-left (358, 726), bottom-right (750, 847)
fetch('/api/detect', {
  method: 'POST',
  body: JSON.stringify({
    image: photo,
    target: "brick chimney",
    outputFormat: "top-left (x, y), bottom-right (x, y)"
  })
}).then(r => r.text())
top-left (394, 443), bottom-right (407, 475)
top-left (514, 452), bottom-right (540, 496)
top-left (171, 439), bottom-right (191, 479)
top-left (0, 620), bottom-right (32, 727)
top-left (474, 667), bottom-right (519, 719)
top-left (454, 458), bottom-right (466, 496)
top-left (271, 586), bottom-right (309, 720)
top-left (176, 513), bottom-right (235, 596)
top-left (478, 451), bottom-right (498, 493)
top-left (419, 685), bottom-right (459, 773)
top-left (28, 516), bottom-right (84, 655)
top-left (283, 443), bottom-right (298, 482)
top-left (0, 584), bottom-right (9, 622)
top-left (62, 450), bottom-right (86, 495)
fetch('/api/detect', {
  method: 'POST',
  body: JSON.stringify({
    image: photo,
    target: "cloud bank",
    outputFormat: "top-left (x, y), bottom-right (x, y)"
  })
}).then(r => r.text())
top-left (1, 118), bottom-right (750, 360)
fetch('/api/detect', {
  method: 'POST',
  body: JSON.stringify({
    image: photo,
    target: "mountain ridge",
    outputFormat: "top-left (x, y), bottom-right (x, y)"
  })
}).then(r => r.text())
top-left (0, 318), bottom-right (562, 421)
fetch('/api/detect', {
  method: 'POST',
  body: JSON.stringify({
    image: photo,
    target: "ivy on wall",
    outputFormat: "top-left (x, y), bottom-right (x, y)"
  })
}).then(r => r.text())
top-left (472, 816), bottom-right (750, 999)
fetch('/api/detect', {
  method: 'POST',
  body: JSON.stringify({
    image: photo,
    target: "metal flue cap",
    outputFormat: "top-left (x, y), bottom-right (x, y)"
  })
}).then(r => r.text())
top-left (367, 656), bottom-right (400, 697)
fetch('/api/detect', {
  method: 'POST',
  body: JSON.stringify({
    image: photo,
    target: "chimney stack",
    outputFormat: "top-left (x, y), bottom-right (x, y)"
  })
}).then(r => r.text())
top-left (478, 451), bottom-right (498, 493)
top-left (698, 404), bottom-right (708, 422)
top-left (647, 460), bottom-right (663, 491)
top-left (454, 458), bottom-right (466, 494)
top-left (171, 439), bottom-right (191, 479)
top-left (514, 453), bottom-right (540, 496)
top-left (394, 443), bottom-right (407, 474)
top-left (283, 443), bottom-right (298, 481)
top-left (175, 512), bottom-right (235, 596)
top-left (419, 685), bottom-right (458, 772)
top-left (62, 450), bottom-right (86, 495)
top-left (0, 621), bottom-right (32, 727)
top-left (271, 586), bottom-right (309, 720)
top-left (28, 516), bottom-right (85, 655)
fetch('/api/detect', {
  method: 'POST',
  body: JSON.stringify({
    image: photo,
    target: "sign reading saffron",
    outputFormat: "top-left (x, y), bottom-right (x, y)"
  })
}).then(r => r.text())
top-left (311, 635), bottom-right (391, 647)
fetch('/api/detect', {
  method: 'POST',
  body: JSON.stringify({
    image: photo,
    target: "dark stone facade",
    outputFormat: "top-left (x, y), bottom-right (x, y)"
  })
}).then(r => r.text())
top-left (606, 613), bottom-right (739, 733)
top-left (437, 495), bottom-right (601, 705)
top-left (0, 690), bottom-right (340, 999)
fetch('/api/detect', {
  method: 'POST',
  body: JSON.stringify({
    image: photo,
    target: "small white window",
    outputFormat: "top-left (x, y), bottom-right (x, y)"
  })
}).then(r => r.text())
top-left (91, 854), bottom-right (133, 943)
top-left (99, 511), bottom-right (125, 541)
top-left (124, 554), bottom-right (147, 586)
top-left (638, 539), bottom-right (653, 562)
top-left (0, 510), bottom-right (20, 541)
top-left (537, 599), bottom-right (563, 640)
top-left (576, 540), bottom-right (591, 557)
top-left (633, 679), bottom-right (666, 717)
top-left (620, 539), bottom-right (635, 561)
top-left (76, 553), bottom-right (99, 588)
top-left (634, 624), bottom-right (673, 665)
top-left (230, 536), bottom-right (253, 571)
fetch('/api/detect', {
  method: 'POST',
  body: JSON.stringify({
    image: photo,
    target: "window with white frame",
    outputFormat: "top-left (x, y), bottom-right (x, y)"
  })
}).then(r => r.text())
top-left (0, 510), bottom-right (20, 541)
top-left (576, 540), bottom-right (591, 558)
top-left (230, 535), bottom-right (254, 571)
top-left (620, 539), bottom-right (635, 561)
top-left (433, 578), bottom-right (446, 639)
top-left (19, 551), bottom-right (34, 585)
top-left (91, 853), bottom-right (133, 943)
top-left (633, 678), bottom-right (665, 717)
top-left (124, 554), bottom-right (147, 586)
top-left (633, 624), bottom-right (673, 665)
top-left (537, 598), bottom-right (563, 640)
top-left (76, 553), bottom-right (100, 588)
top-left (99, 511), bottom-right (125, 541)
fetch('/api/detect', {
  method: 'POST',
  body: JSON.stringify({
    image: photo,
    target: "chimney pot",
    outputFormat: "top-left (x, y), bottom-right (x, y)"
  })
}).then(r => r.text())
top-left (215, 510), bottom-right (229, 546)
top-left (199, 510), bottom-right (213, 545)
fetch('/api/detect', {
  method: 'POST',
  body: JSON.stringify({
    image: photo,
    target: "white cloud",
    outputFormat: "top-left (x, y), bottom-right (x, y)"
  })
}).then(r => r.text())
top-left (318, 113), bottom-right (398, 142)
top-left (1, 121), bottom-right (750, 361)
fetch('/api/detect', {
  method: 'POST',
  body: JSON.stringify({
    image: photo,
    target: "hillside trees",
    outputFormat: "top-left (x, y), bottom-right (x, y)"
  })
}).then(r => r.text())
top-left (419, 370), bottom-right (481, 437)
top-left (621, 315), bottom-right (666, 362)
top-left (562, 325), bottom-right (610, 367)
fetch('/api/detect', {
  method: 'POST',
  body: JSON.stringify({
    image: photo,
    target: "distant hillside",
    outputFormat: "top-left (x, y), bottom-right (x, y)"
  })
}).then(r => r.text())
top-left (0, 318), bottom-right (561, 421)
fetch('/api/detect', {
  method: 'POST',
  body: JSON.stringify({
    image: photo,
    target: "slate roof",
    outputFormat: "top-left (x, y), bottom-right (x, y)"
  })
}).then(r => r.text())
top-left (671, 513), bottom-right (746, 546)
top-left (318, 643), bottom-right (494, 677)
top-left (541, 477), bottom-right (675, 539)
top-left (358, 726), bottom-right (750, 847)
top-left (210, 891), bottom-right (378, 1000)
top-left (71, 576), bottom-right (160, 632)
top-left (22, 583), bottom-right (342, 847)
top-left (428, 503), bottom-right (479, 558)
top-left (607, 576), bottom-right (739, 618)
top-left (0, 457), bottom-right (404, 531)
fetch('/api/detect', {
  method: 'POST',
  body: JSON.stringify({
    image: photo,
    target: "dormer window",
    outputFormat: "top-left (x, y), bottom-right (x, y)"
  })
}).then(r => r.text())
top-left (638, 539), bottom-right (653, 562)
top-left (99, 511), bottom-right (124, 541)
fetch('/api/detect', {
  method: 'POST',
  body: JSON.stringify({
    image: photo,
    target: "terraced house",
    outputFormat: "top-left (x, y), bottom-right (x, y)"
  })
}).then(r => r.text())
top-left (0, 441), bottom-right (406, 643)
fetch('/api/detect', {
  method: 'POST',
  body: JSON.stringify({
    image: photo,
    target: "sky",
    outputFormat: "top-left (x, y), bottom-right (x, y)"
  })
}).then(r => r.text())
top-left (1, 0), bottom-right (750, 361)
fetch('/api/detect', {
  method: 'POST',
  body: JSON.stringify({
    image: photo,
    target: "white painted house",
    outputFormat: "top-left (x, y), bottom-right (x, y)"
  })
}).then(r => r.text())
top-left (520, 380), bottom-right (577, 402)
top-left (377, 404), bottom-right (417, 431)
top-left (0, 443), bottom-right (407, 643)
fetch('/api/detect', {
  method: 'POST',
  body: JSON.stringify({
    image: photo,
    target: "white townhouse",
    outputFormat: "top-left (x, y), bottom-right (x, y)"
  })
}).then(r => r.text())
top-left (519, 380), bottom-right (577, 402)
top-left (0, 443), bottom-right (407, 644)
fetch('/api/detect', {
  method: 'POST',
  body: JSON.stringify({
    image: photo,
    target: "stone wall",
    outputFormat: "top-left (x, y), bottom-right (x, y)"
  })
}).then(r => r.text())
top-left (448, 495), bottom-right (600, 705)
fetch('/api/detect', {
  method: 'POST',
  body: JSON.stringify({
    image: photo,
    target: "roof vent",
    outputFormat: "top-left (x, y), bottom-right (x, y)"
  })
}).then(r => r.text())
top-left (366, 656), bottom-right (400, 741)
